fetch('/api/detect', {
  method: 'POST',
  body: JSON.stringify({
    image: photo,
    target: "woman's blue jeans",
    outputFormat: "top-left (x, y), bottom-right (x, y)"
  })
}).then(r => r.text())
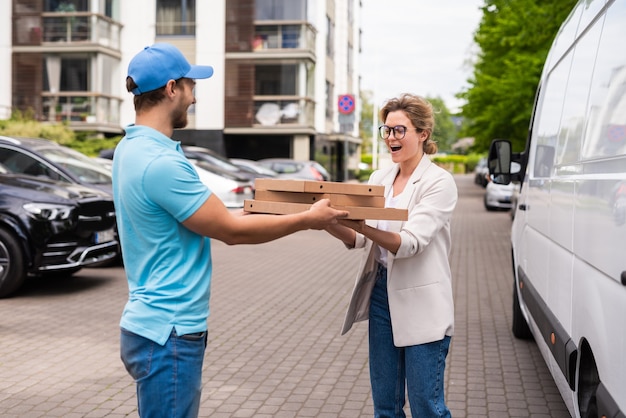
top-left (369, 265), bottom-right (452, 418)
top-left (120, 327), bottom-right (207, 418)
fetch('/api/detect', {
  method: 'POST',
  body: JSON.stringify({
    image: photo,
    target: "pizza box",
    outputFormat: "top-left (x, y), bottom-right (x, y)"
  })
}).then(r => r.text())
top-left (243, 200), bottom-right (408, 221)
top-left (254, 178), bottom-right (384, 196)
top-left (253, 190), bottom-right (385, 208)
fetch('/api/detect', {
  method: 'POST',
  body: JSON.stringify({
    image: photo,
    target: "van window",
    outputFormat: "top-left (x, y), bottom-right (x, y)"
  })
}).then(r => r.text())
top-left (532, 56), bottom-right (571, 177)
top-left (546, 2), bottom-right (582, 71)
top-left (581, 2), bottom-right (626, 160)
top-left (554, 16), bottom-right (602, 168)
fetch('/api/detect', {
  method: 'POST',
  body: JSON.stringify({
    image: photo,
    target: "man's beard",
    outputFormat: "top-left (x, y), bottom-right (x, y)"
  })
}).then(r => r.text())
top-left (172, 104), bottom-right (189, 129)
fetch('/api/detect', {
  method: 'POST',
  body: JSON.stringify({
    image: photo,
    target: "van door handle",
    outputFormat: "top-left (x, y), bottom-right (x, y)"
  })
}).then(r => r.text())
top-left (518, 204), bottom-right (527, 211)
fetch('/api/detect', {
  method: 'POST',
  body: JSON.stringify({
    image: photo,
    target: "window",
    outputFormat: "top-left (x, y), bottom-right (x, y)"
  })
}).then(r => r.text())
top-left (325, 81), bottom-right (333, 119)
top-left (255, 65), bottom-right (297, 95)
top-left (256, 0), bottom-right (306, 20)
top-left (105, 0), bottom-right (115, 18)
top-left (156, 0), bottom-right (196, 36)
top-left (0, 148), bottom-right (63, 181)
top-left (43, 57), bottom-right (89, 92)
top-left (326, 15), bottom-right (334, 57)
top-left (347, 45), bottom-right (354, 75)
top-left (45, 0), bottom-right (88, 12)
top-left (581, 3), bottom-right (626, 160)
top-left (554, 22), bottom-right (600, 167)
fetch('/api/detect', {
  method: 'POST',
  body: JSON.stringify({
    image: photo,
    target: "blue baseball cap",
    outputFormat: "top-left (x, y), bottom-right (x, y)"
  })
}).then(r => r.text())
top-left (127, 43), bottom-right (214, 95)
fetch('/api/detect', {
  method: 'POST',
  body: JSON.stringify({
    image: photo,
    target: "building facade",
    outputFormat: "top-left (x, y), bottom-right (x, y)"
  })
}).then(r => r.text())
top-left (2, 0), bottom-right (363, 181)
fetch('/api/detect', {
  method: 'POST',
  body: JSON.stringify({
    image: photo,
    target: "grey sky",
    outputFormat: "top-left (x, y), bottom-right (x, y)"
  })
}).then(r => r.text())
top-left (360, 0), bottom-right (483, 112)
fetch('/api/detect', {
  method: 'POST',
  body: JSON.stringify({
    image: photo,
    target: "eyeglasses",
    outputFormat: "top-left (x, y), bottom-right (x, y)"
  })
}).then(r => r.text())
top-left (378, 125), bottom-right (418, 140)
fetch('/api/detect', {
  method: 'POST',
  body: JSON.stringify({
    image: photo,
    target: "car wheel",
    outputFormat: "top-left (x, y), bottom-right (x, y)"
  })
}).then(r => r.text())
top-left (0, 228), bottom-right (27, 298)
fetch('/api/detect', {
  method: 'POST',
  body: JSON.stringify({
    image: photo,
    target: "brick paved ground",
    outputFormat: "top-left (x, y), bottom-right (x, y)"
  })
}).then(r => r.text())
top-left (0, 174), bottom-right (571, 417)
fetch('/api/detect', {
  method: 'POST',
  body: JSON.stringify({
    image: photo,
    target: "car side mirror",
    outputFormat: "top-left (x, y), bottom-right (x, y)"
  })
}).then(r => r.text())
top-left (488, 139), bottom-right (513, 185)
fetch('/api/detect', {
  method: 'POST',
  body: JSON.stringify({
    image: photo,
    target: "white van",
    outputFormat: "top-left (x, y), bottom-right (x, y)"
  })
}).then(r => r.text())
top-left (488, 0), bottom-right (626, 417)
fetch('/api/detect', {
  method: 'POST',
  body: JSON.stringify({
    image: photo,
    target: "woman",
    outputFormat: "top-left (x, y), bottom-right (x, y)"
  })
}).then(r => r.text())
top-left (326, 93), bottom-right (458, 417)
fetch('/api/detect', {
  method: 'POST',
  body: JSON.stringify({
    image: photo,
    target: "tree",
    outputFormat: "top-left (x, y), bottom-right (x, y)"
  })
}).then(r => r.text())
top-left (458, 0), bottom-right (577, 153)
top-left (427, 96), bottom-right (457, 152)
top-left (359, 92), bottom-right (457, 154)
top-left (359, 90), bottom-right (375, 154)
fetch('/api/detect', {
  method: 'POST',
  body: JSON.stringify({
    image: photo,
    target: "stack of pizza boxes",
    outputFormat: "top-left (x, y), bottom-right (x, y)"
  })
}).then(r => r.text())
top-left (243, 179), bottom-right (408, 221)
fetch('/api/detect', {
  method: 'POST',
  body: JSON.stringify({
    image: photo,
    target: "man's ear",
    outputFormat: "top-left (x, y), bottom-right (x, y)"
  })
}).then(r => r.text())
top-left (165, 79), bottom-right (177, 97)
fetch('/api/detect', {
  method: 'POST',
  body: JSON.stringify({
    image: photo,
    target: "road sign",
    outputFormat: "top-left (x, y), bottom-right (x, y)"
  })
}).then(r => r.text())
top-left (338, 94), bottom-right (355, 115)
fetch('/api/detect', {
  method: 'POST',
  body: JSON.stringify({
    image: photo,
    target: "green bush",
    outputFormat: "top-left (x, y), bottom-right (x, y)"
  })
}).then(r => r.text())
top-left (0, 112), bottom-right (121, 157)
top-left (432, 154), bottom-right (467, 173)
top-left (357, 169), bottom-right (374, 182)
top-left (430, 153), bottom-right (487, 174)
top-left (70, 132), bottom-right (121, 157)
top-left (464, 153), bottom-right (485, 172)
top-left (0, 117), bottom-right (75, 145)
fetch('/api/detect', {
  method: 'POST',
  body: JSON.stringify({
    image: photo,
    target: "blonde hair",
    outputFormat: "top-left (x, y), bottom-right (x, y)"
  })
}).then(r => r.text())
top-left (379, 93), bottom-right (438, 155)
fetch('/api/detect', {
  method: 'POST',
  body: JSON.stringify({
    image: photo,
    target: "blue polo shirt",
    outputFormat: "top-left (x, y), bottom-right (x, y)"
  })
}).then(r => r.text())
top-left (112, 125), bottom-right (213, 345)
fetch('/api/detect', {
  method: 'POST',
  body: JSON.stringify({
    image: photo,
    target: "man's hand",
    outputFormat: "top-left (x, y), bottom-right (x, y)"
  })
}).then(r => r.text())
top-left (307, 199), bottom-right (349, 230)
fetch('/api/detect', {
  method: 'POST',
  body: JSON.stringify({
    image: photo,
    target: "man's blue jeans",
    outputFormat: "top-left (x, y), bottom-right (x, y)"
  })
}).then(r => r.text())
top-left (120, 327), bottom-right (207, 418)
top-left (368, 265), bottom-right (452, 418)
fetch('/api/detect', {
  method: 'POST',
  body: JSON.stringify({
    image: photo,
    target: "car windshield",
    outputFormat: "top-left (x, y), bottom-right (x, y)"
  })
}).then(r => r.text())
top-left (186, 149), bottom-right (240, 173)
top-left (38, 147), bottom-right (111, 184)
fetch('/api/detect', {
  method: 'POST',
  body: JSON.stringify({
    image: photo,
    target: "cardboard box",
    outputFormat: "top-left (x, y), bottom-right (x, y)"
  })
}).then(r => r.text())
top-left (243, 200), bottom-right (408, 220)
top-left (255, 178), bottom-right (384, 196)
top-left (244, 179), bottom-right (408, 221)
top-left (254, 190), bottom-right (386, 208)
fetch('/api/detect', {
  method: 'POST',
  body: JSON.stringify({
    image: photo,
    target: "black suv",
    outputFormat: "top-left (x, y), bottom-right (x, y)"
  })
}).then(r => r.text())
top-left (0, 136), bottom-right (112, 194)
top-left (0, 165), bottom-right (118, 298)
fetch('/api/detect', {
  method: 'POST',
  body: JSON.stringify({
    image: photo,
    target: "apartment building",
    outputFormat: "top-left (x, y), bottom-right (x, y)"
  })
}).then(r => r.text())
top-left (2, 0), bottom-right (363, 181)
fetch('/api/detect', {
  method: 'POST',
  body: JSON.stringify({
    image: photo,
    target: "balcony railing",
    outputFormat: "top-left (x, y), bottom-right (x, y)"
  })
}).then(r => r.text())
top-left (252, 22), bottom-right (316, 52)
top-left (253, 97), bottom-right (314, 127)
top-left (14, 12), bottom-right (122, 50)
top-left (40, 93), bottom-right (121, 127)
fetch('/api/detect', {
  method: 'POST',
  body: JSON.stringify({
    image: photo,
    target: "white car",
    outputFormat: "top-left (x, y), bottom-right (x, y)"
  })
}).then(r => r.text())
top-left (191, 162), bottom-right (254, 209)
top-left (230, 158), bottom-right (278, 177)
top-left (484, 180), bottom-right (515, 211)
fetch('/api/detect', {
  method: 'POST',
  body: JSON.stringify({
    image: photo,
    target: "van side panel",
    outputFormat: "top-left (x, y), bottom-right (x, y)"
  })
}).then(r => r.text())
top-left (513, 0), bottom-right (626, 416)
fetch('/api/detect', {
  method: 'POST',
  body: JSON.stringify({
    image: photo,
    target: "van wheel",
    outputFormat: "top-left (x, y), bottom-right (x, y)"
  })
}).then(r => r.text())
top-left (0, 228), bottom-right (27, 298)
top-left (578, 341), bottom-right (599, 418)
top-left (512, 280), bottom-right (533, 339)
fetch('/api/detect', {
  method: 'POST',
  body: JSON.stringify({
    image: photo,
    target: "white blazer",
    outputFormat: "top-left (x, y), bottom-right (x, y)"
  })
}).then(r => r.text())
top-left (341, 157), bottom-right (458, 347)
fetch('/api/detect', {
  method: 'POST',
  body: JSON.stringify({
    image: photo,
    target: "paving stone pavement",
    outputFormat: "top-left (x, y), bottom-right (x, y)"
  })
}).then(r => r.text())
top-left (0, 174), bottom-right (571, 417)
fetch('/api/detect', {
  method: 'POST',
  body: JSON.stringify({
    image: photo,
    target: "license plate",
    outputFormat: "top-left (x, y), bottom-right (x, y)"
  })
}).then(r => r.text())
top-left (95, 228), bottom-right (115, 243)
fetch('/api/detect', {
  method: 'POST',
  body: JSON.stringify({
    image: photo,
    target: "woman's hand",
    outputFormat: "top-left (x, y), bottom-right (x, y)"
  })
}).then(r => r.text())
top-left (337, 218), bottom-right (365, 234)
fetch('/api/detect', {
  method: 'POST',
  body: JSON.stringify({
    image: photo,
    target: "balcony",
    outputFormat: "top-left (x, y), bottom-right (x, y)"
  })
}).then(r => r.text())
top-left (252, 22), bottom-right (316, 53)
top-left (253, 97), bottom-right (314, 128)
top-left (13, 12), bottom-right (122, 51)
top-left (40, 93), bottom-right (122, 133)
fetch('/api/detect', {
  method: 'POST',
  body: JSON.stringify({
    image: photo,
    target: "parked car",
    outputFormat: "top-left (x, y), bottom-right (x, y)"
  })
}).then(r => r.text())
top-left (0, 136), bottom-right (112, 194)
top-left (474, 157), bottom-right (489, 187)
top-left (98, 146), bottom-right (254, 208)
top-left (230, 158), bottom-right (278, 178)
top-left (0, 164), bottom-right (118, 298)
top-left (256, 158), bottom-right (331, 181)
top-left (190, 162), bottom-right (254, 208)
top-left (484, 180), bottom-right (515, 211)
top-left (182, 146), bottom-right (263, 183)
